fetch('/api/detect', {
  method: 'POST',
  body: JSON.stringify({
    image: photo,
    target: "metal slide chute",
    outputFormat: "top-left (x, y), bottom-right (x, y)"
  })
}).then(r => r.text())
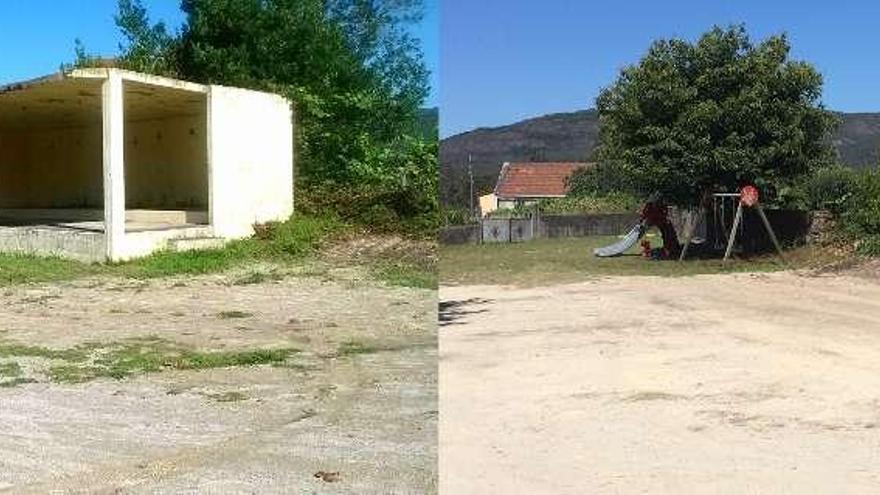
top-left (593, 221), bottom-right (647, 257)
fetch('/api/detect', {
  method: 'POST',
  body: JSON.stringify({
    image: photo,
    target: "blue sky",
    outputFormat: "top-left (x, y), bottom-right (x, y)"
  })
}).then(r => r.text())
top-left (442, 0), bottom-right (880, 137)
top-left (0, 0), bottom-right (439, 107)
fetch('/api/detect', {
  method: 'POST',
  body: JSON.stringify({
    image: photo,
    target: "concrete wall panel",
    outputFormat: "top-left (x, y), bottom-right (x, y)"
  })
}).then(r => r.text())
top-left (208, 86), bottom-right (293, 239)
top-left (0, 126), bottom-right (103, 208)
top-left (125, 114), bottom-right (208, 209)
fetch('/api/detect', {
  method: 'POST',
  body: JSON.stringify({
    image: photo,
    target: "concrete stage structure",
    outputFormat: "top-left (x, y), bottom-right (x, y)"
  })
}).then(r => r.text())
top-left (0, 68), bottom-right (293, 262)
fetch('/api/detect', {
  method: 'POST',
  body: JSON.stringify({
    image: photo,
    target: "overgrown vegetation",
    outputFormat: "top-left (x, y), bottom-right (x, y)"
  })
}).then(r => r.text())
top-left (370, 259), bottom-right (436, 289)
top-left (294, 138), bottom-right (439, 237)
top-left (536, 193), bottom-right (641, 215)
top-left (592, 24), bottom-right (837, 208)
top-left (112, 213), bottom-right (347, 279)
top-left (74, 0), bottom-right (437, 236)
top-left (0, 212), bottom-right (435, 288)
top-left (842, 170), bottom-right (880, 255)
top-left (792, 166), bottom-right (880, 255)
top-left (441, 206), bottom-right (478, 226)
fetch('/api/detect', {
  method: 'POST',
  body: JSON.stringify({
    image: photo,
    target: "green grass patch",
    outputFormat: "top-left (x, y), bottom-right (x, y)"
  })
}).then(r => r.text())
top-left (0, 342), bottom-right (92, 362)
top-left (255, 214), bottom-right (346, 257)
top-left (0, 214), bottom-right (433, 289)
top-left (0, 254), bottom-right (94, 285)
top-left (440, 235), bottom-right (833, 287)
top-left (0, 337), bottom-right (298, 385)
top-left (0, 214), bottom-right (349, 286)
top-left (337, 340), bottom-right (379, 356)
top-left (371, 261), bottom-right (437, 289)
top-left (0, 361), bottom-right (22, 378)
top-left (115, 242), bottom-right (255, 279)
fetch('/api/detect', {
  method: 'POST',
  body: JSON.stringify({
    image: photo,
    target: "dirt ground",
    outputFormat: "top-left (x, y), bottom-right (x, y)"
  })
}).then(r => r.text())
top-left (0, 269), bottom-right (436, 493)
top-left (441, 270), bottom-right (880, 493)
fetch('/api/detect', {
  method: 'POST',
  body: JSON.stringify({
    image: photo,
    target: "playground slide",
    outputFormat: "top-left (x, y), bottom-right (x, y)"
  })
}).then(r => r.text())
top-left (594, 222), bottom-right (647, 257)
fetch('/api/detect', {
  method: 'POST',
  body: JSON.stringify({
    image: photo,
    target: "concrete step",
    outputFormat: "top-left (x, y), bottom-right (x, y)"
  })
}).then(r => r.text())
top-left (168, 236), bottom-right (226, 252)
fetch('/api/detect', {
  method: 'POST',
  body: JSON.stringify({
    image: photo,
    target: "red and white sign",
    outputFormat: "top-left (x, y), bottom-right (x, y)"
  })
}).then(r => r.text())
top-left (740, 185), bottom-right (759, 207)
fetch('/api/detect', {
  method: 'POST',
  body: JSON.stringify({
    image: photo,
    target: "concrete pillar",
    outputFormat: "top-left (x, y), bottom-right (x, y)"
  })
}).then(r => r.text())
top-left (102, 72), bottom-right (125, 261)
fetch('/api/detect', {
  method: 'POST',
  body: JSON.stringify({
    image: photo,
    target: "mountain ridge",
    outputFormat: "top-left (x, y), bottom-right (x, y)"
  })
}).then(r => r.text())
top-left (440, 109), bottom-right (880, 205)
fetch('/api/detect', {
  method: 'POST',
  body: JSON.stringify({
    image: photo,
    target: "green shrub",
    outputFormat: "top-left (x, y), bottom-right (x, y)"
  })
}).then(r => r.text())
top-left (485, 205), bottom-right (536, 219)
top-left (841, 169), bottom-right (880, 254)
top-left (537, 193), bottom-right (642, 215)
top-left (442, 207), bottom-right (476, 225)
top-left (803, 166), bottom-right (859, 214)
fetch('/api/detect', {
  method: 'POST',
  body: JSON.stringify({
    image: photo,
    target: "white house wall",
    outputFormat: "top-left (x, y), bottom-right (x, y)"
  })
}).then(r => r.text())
top-left (208, 85), bottom-right (294, 239)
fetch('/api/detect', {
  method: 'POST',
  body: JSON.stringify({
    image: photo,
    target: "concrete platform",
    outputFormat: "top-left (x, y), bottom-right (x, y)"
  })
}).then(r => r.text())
top-left (0, 211), bottom-right (217, 262)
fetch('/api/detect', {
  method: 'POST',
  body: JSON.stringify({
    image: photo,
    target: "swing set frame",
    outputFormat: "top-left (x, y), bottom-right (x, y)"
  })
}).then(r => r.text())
top-left (678, 188), bottom-right (785, 263)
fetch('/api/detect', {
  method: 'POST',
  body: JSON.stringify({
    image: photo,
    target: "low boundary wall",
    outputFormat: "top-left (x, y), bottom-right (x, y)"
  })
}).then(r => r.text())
top-left (441, 210), bottom-right (812, 248)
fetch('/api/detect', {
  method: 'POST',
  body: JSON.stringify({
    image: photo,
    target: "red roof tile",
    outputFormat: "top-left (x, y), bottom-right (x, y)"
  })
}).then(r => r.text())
top-left (494, 162), bottom-right (591, 198)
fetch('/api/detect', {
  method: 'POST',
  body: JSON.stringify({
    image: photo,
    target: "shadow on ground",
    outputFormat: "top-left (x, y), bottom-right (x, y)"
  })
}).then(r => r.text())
top-left (439, 298), bottom-right (493, 327)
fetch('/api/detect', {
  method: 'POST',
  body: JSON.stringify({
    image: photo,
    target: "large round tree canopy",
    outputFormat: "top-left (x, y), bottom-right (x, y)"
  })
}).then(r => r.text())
top-left (595, 25), bottom-right (838, 208)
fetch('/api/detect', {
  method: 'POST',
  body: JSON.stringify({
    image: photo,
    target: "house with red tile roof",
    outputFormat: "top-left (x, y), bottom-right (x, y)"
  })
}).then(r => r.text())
top-left (488, 162), bottom-right (591, 212)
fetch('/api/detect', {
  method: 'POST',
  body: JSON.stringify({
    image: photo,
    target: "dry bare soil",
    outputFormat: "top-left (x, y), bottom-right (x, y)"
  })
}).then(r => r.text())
top-left (441, 268), bottom-right (880, 493)
top-left (0, 269), bottom-right (436, 493)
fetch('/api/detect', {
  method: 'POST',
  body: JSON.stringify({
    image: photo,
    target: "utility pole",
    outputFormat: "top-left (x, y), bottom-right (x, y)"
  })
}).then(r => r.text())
top-left (468, 154), bottom-right (474, 219)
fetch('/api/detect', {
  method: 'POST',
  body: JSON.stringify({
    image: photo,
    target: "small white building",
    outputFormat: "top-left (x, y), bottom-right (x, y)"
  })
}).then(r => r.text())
top-left (0, 68), bottom-right (293, 262)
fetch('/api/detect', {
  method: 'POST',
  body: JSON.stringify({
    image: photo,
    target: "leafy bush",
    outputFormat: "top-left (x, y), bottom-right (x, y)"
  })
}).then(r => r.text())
top-left (484, 207), bottom-right (534, 219)
top-left (442, 207), bottom-right (477, 226)
top-left (799, 166), bottom-right (880, 256)
top-left (77, 0), bottom-right (436, 237)
top-left (537, 193), bottom-right (642, 215)
top-left (841, 169), bottom-right (880, 255)
top-left (296, 138), bottom-right (439, 238)
top-left (802, 166), bottom-right (859, 214)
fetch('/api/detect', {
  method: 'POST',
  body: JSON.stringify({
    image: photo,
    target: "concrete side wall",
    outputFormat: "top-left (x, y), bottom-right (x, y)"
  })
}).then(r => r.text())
top-left (0, 226), bottom-right (104, 262)
top-left (125, 114), bottom-right (208, 209)
top-left (208, 86), bottom-right (294, 239)
top-left (0, 126), bottom-right (103, 208)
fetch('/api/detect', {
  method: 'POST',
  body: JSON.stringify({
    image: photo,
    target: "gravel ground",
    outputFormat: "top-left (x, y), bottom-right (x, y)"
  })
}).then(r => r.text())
top-left (0, 271), bottom-right (437, 494)
top-left (441, 270), bottom-right (880, 494)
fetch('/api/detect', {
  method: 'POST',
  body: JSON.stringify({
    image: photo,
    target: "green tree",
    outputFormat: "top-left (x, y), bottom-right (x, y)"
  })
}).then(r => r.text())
top-left (115, 0), bottom-right (180, 76)
top-left (595, 25), bottom-right (838, 207)
top-left (105, 0), bottom-right (430, 186)
top-left (84, 0), bottom-right (436, 233)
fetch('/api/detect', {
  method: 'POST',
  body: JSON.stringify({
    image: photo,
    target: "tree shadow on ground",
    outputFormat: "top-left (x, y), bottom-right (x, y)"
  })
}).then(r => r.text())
top-left (439, 298), bottom-right (493, 327)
